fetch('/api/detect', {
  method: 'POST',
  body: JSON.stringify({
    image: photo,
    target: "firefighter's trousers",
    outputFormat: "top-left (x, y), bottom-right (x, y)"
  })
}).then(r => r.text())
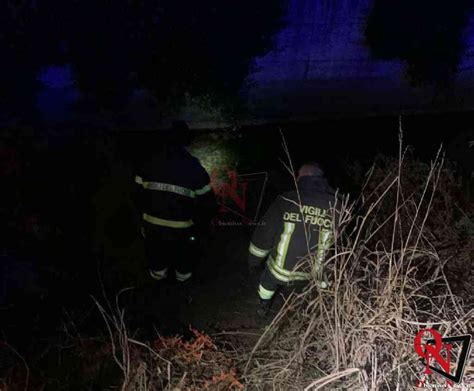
top-left (143, 225), bottom-right (195, 282)
top-left (258, 266), bottom-right (307, 301)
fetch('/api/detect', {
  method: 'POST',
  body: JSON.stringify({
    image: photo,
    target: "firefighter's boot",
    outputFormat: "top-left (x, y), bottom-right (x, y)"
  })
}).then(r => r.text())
top-left (257, 298), bottom-right (271, 318)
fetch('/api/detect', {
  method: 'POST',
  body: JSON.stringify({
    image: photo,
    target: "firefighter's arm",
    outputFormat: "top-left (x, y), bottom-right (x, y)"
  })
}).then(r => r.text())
top-left (248, 197), bottom-right (281, 268)
top-left (132, 169), bottom-right (145, 231)
top-left (195, 184), bottom-right (218, 225)
top-left (193, 164), bottom-right (218, 227)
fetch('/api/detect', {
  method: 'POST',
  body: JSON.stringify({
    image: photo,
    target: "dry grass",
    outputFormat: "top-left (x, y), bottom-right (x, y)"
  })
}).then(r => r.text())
top-left (87, 129), bottom-right (473, 390)
top-left (240, 130), bottom-right (473, 390)
top-left (92, 290), bottom-right (243, 390)
top-left (6, 128), bottom-right (468, 390)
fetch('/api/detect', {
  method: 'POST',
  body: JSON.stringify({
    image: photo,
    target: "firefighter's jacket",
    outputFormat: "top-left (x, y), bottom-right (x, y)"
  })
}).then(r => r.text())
top-left (248, 175), bottom-right (336, 283)
top-left (134, 145), bottom-right (216, 231)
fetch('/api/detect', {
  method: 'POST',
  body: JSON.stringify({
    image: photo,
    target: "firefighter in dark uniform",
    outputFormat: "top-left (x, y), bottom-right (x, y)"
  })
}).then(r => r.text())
top-left (134, 121), bottom-right (216, 285)
top-left (248, 162), bottom-right (336, 316)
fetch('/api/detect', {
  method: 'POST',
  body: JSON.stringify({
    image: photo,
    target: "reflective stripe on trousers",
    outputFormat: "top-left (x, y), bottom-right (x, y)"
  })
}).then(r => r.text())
top-left (150, 268), bottom-right (168, 281)
top-left (150, 269), bottom-right (192, 282)
top-left (258, 284), bottom-right (275, 300)
top-left (175, 270), bottom-right (192, 282)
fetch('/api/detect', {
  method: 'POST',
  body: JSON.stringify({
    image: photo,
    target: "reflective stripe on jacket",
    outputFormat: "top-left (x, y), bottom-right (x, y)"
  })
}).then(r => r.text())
top-left (248, 175), bottom-right (336, 283)
top-left (134, 145), bottom-right (216, 229)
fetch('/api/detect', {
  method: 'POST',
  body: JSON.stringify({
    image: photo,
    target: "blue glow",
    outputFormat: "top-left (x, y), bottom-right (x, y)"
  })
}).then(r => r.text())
top-left (38, 65), bottom-right (76, 89)
top-left (244, 0), bottom-right (474, 115)
top-left (36, 65), bottom-right (80, 122)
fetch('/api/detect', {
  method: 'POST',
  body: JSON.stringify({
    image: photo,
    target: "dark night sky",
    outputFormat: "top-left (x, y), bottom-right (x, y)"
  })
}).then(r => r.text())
top-left (1, 0), bottom-right (474, 126)
top-left (246, 0), bottom-right (474, 120)
top-left (0, 0), bottom-right (286, 125)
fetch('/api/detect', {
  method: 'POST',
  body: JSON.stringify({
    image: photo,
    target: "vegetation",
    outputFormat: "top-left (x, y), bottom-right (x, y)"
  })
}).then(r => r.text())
top-left (241, 136), bottom-right (473, 389)
top-left (1, 132), bottom-right (472, 389)
top-left (366, 0), bottom-right (474, 87)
